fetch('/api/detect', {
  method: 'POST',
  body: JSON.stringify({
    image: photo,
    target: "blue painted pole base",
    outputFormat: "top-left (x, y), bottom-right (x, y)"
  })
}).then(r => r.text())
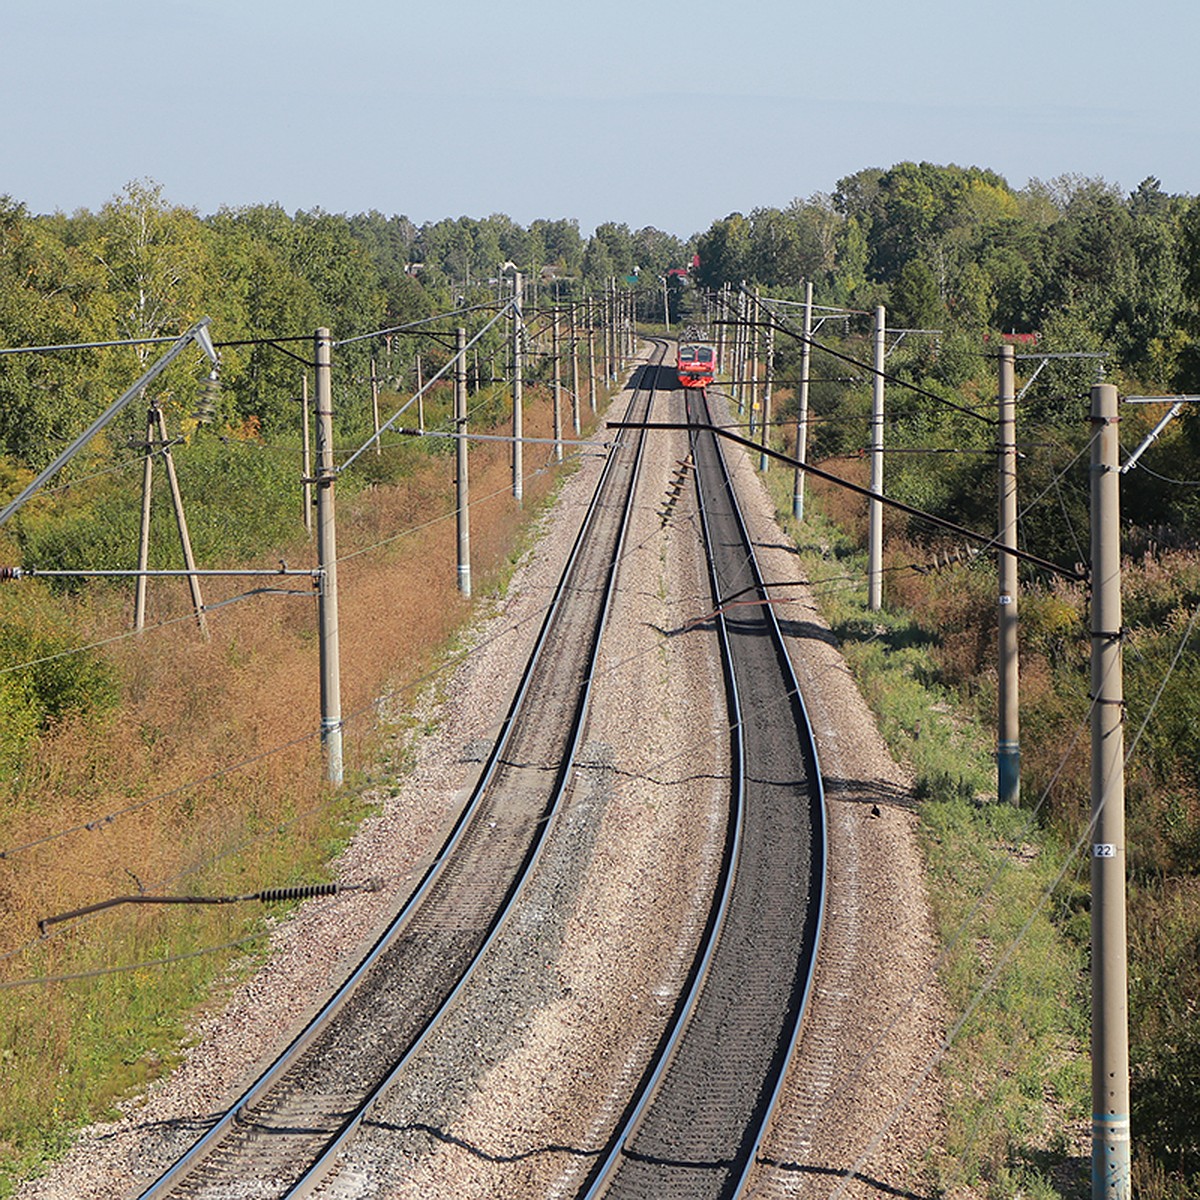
top-left (1092, 1114), bottom-right (1131, 1200)
top-left (997, 743), bottom-right (1020, 806)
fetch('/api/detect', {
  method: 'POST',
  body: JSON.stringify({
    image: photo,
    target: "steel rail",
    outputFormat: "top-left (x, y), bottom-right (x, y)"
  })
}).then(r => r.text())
top-left (577, 380), bottom-right (828, 1200)
top-left (137, 344), bottom-right (666, 1200)
top-left (704, 384), bottom-right (829, 1198)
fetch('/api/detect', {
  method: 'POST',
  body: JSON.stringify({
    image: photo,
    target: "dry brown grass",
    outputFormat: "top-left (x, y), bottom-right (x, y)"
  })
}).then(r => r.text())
top-left (0, 387), bottom-right (582, 1182)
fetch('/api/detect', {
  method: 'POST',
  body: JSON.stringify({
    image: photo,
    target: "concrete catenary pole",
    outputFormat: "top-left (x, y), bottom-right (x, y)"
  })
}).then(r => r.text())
top-left (301, 374), bottom-right (313, 536)
top-left (868, 305), bottom-right (886, 611)
top-left (792, 279), bottom-right (814, 520)
top-left (511, 271), bottom-right (524, 504)
top-left (570, 302), bottom-right (581, 435)
top-left (455, 325), bottom-right (471, 597)
top-left (998, 345), bottom-right (1020, 805)
top-left (759, 314), bottom-right (774, 472)
top-left (749, 289), bottom-right (761, 440)
top-left (605, 278), bottom-right (615, 382)
top-left (1089, 380), bottom-right (1130, 1200)
top-left (552, 309), bottom-right (563, 463)
top-left (314, 328), bottom-right (344, 786)
top-left (734, 288), bottom-right (746, 414)
top-left (587, 296), bottom-right (598, 413)
top-left (716, 284), bottom-right (727, 377)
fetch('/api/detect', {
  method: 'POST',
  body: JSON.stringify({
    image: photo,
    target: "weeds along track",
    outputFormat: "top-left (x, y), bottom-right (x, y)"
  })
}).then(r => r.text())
top-left (134, 345), bottom-right (668, 1200)
top-left (578, 384), bottom-right (827, 1200)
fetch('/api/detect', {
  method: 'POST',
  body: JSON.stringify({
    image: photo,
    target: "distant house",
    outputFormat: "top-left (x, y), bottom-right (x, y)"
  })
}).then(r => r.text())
top-left (984, 331), bottom-right (1040, 346)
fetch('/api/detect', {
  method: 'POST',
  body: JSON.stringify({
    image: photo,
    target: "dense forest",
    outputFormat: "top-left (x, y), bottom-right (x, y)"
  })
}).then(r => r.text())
top-left (3, 162), bottom-right (1200, 1197)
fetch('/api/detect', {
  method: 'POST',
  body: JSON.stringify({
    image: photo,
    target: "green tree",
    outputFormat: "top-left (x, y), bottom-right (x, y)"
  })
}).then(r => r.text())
top-left (693, 212), bottom-right (751, 289)
top-left (891, 257), bottom-right (943, 328)
top-left (0, 199), bottom-right (115, 466)
top-left (84, 179), bottom-right (215, 357)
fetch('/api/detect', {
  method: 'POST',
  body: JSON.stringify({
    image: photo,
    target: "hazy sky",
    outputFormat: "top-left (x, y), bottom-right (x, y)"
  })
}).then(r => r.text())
top-left (5, 0), bottom-right (1197, 239)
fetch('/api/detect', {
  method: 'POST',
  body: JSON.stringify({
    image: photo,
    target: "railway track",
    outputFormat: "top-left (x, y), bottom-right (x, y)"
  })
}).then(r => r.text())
top-left (134, 345), bottom-right (667, 1200)
top-left (577, 383), bottom-right (827, 1200)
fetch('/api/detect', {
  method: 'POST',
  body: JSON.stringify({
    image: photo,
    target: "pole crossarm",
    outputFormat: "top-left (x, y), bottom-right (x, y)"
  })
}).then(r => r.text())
top-left (885, 328), bottom-right (942, 359)
top-left (1014, 351), bottom-right (1108, 401)
top-left (0, 318), bottom-right (219, 529)
top-left (1120, 395), bottom-right (1200, 475)
top-left (609, 420), bottom-right (1085, 581)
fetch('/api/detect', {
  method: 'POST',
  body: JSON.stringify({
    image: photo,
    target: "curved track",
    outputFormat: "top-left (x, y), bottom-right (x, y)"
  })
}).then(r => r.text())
top-left (136, 346), bottom-right (667, 1200)
top-left (578, 383), bottom-right (827, 1200)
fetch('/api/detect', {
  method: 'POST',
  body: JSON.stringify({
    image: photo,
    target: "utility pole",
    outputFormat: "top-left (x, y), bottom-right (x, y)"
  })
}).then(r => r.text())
top-left (749, 289), bottom-right (761, 440)
top-left (734, 287), bottom-right (747, 414)
top-left (314, 328), bottom-right (344, 786)
top-left (662, 275), bottom-right (670, 332)
top-left (792, 279), bottom-right (813, 520)
top-left (604, 278), bottom-right (615, 382)
top-left (570, 302), bottom-right (581, 436)
top-left (370, 357), bottom-right (382, 455)
top-left (1090, 380), bottom-right (1130, 1200)
top-left (552, 308), bottom-right (563, 463)
top-left (587, 296), bottom-right (598, 412)
top-left (998, 345), bottom-right (1020, 805)
top-left (716, 284), bottom-right (727, 377)
top-left (511, 271), bottom-right (524, 504)
top-left (134, 401), bottom-right (209, 639)
top-left (301, 374), bottom-right (313, 536)
top-left (759, 315), bottom-right (774, 472)
top-left (455, 325), bottom-right (471, 598)
top-left (868, 304), bottom-right (886, 611)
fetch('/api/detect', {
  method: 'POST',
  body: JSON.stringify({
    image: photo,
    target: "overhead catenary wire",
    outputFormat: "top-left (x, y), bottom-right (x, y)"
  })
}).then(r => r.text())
top-left (718, 288), bottom-right (996, 426)
top-left (338, 303), bottom-right (514, 472)
top-left (612, 419), bottom-right (1083, 581)
top-left (332, 302), bottom-right (509, 348)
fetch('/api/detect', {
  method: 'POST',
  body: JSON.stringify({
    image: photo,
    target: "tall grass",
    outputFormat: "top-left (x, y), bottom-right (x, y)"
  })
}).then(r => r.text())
top-left (0, 381), bottom-right (591, 1194)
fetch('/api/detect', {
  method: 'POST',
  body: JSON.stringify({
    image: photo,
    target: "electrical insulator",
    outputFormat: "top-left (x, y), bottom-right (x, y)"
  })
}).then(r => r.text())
top-left (0, 566), bottom-right (23, 581)
top-left (193, 370), bottom-right (220, 425)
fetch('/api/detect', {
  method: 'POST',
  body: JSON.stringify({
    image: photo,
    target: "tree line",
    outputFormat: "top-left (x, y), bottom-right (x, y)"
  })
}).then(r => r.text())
top-left (696, 163), bottom-right (1199, 397)
top-left (4, 164), bottom-right (1200, 475)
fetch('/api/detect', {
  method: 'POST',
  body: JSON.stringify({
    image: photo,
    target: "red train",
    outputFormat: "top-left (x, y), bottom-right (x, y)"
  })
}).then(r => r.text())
top-left (676, 339), bottom-right (716, 389)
